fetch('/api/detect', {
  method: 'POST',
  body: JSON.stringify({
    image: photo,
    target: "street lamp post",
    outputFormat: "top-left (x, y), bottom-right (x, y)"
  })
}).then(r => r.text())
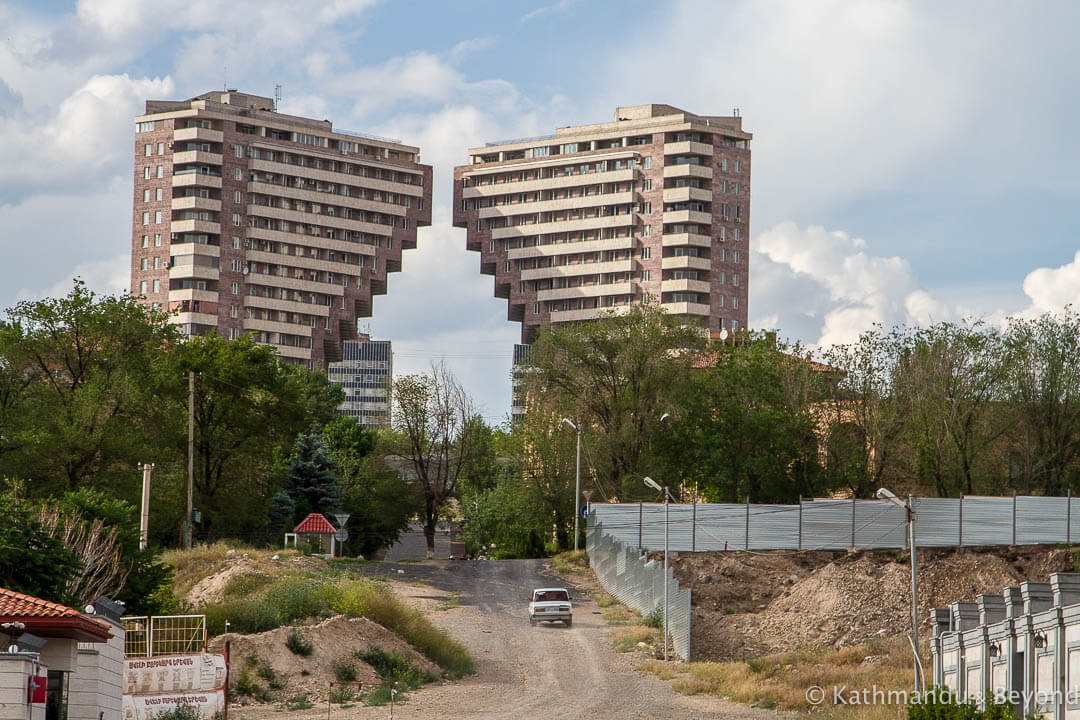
top-left (877, 487), bottom-right (922, 692)
top-left (562, 418), bottom-right (582, 551)
top-left (644, 475), bottom-right (671, 662)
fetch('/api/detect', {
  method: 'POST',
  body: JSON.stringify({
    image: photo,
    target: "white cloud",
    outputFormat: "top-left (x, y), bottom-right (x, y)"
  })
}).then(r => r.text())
top-left (1021, 251), bottom-right (1080, 315)
top-left (40, 254), bottom-right (130, 303)
top-left (520, 0), bottom-right (576, 23)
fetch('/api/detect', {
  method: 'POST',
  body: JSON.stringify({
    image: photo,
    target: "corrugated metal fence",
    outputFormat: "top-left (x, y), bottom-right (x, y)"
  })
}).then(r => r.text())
top-left (591, 494), bottom-right (1080, 552)
top-left (587, 520), bottom-right (692, 661)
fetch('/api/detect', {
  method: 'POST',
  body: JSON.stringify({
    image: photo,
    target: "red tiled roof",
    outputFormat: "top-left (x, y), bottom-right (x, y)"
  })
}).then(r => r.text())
top-left (293, 513), bottom-right (335, 534)
top-left (0, 587), bottom-right (112, 642)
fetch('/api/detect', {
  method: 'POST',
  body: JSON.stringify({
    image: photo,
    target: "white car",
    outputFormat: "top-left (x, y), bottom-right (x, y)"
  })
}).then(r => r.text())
top-left (529, 587), bottom-right (573, 627)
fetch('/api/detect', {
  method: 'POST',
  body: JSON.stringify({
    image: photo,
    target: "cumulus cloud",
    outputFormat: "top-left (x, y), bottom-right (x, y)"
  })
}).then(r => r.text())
top-left (1021, 251), bottom-right (1080, 315)
top-left (751, 222), bottom-right (969, 347)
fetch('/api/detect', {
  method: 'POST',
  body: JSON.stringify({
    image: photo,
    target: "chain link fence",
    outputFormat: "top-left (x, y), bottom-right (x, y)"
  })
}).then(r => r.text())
top-left (592, 494), bottom-right (1080, 552)
top-left (586, 517), bottom-right (692, 661)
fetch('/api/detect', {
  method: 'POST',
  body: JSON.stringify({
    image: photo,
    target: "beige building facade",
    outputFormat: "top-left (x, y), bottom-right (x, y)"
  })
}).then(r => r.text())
top-left (453, 104), bottom-right (750, 343)
top-left (130, 91), bottom-right (432, 367)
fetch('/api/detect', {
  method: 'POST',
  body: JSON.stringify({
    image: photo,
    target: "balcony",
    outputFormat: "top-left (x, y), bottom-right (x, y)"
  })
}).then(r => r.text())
top-left (272, 344), bottom-right (312, 360)
top-left (248, 159), bottom-right (424, 197)
top-left (662, 187), bottom-right (712, 204)
top-left (521, 258), bottom-right (634, 281)
top-left (538, 282), bottom-right (634, 302)
top-left (664, 141), bottom-right (713, 157)
top-left (246, 181), bottom-right (408, 217)
top-left (169, 242), bottom-right (219, 258)
top-left (663, 164), bottom-right (712, 180)
top-left (171, 196), bottom-right (221, 213)
top-left (491, 212), bottom-right (634, 240)
top-left (169, 311), bottom-right (218, 326)
top-left (661, 301), bottom-right (711, 316)
top-left (168, 261), bottom-right (219, 281)
top-left (170, 219), bottom-right (220, 235)
top-left (661, 278), bottom-right (711, 294)
top-left (662, 255), bottom-right (711, 271)
top-left (247, 204), bottom-right (392, 237)
top-left (173, 127), bottom-right (224, 144)
top-left (246, 225), bottom-right (379, 257)
top-left (168, 288), bottom-right (218, 304)
top-left (246, 272), bottom-right (345, 296)
top-left (245, 293), bottom-right (331, 317)
top-left (461, 168), bottom-right (638, 199)
top-left (661, 233), bottom-right (711, 248)
top-left (172, 173), bottom-right (222, 190)
top-left (477, 191), bottom-right (635, 219)
top-left (243, 318), bottom-right (313, 337)
top-left (173, 150), bottom-right (223, 166)
top-left (663, 209), bottom-right (712, 225)
top-left (247, 249), bottom-right (361, 274)
top-left (551, 305), bottom-right (634, 323)
top-left (507, 236), bottom-right (634, 261)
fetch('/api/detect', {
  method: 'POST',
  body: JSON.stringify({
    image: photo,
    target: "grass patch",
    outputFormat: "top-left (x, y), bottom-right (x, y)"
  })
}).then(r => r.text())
top-left (160, 542), bottom-right (304, 602)
top-left (643, 606), bottom-right (663, 629)
top-left (282, 696), bottom-right (313, 711)
top-left (332, 656), bottom-right (359, 682)
top-left (613, 626), bottom-right (657, 653)
top-left (285, 629), bottom-right (313, 657)
top-left (223, 572), bottom-right (275, 599)
top-left (551, 550), bottom-right (586, 575)
top-left (602, 605), bottom-right (640, 626)
top-left (594, 592), bottom-right (618, 608)
top-left (356, 646), bottom-right (435, 690)
top-left (362, 685), bottom-right (407, 706)
top-left (437, 593), bottom-right (460, 611)
top-left (329, 685), bottom-right (355, 704)
top-left (645, 636), bottom-right (917, 717)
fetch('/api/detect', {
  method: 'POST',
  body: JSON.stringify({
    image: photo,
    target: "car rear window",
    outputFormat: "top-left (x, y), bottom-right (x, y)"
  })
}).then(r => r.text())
top-left (535, 591), bottom-right (569, 601)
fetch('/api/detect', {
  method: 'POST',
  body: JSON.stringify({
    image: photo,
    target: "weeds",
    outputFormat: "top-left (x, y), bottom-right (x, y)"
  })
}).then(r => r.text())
top-left (332, 656), bottom-right (358, 682)
top-left (552, 550), bottom-right (586, 575)
top-left (362, 685), bottom-right (407, 707)
top-left (437, 593), bottom-right (460, 611)
top-left (282, 696), bottom-right (313, 711)
top-left (150, 705), bottom-right (203, 720)
top-left (601, 605), bottom-right (640, 626)
top-left (643, 606), bottom-right (663, 629)
top-left (613, 626), bottom-right (657, 653)
top-left (356, 646), bottom-right (435, 690)
top-left (594, 592), bottom-right (618, 608)
top-left (285, 629), bottom-right (313, 657)
top-left (328, 686), bottom-right (354, 704)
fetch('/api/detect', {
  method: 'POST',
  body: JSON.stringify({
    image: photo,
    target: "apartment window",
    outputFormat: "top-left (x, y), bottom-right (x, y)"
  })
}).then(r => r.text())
top-left (732, 320), bottom-right (740, 331)
top-left (643, 156), bottom-right (652, 169)
top-left (733, 183), bottom-right (740, 196)
top-left (519, 281), bottom-right (525, 292)
top-left (140, 257), bottom-right (148, 270)
top-left (489, 240), bottom-right (495, 252)
top-left (141, 235), bottom-right (149, 248)
top-left (144, 167), bottom-right (151, 180)
top-left (139, 280), bottom-right (147, 293)
top-left (503, 261), bottom-right (511, 272)
top-left (719, 271), bottom-right (726, 284)
top-left (154, 210), bottom-right (162, 224)
top-left (641, 246), bottom-right (651, 259)
top-left (142, 211), bottom-right (150, 225)
top-left (154, 233), bottom-right (162, 246)
top-left (234, 168), bottom-right (243, 181)
top-left (733, 296), bottom-right (739, 310)
top-left (641, 270), bottom-right (650, 281)
top-left (231, 281), bottom-right (239, 294)
top-left (718, 227), bottom-right (726, 242)
top-left (234, 190), bottom-right (242, 203)
top-left (735, 205), bottom-right (742, 220)
top-left (157, 142), bottom-right (165, 155)
top-left (137, 121), bottom-right (155, 132)
top-left (643, 179), bottom-right (652, 191)
top-left (533, 302), bottom-right (540, 315)
top-left (231, 259), bottom-right (243, 272)
top-left (372, 258), bottom-right (377, 272)
top-left (476, 220), bottom-right (482, 232)
top-left (733, 250), bottom-right (740, 264)
top-left (229, 327), bottom-right (239, 340)
top-left (733, 228), bottom-right (740, 242)
top-left (734, 160), bottom-right (741, 173)
top-left (156, 166), bottom-right (164, 179)
top-left (143, 189), bottom-right (151, 202)
top-left (232, 213), bottom-right (241, 227)
top-left (233, 144), bottom-right (243, 158)
top-left (718, 295), bottom-right (725, 308)
top-left (156, 188), bottom-right (163, 201)
top-left (642, 201), bottom-right (651, 214)
top-left (152, 279), bottom-right (160, 293)
top-left (153, 256), bottom-right (161, 269)
top-left (733, 273), bottom-right (739, 287)
top-left (461, 200), bottom-right (467, 212)
top-left (144, 144), bottom-right (152, 156)
top-left (643, 224), bottom-right (651, 237)
top-left (721, 158), bottom-right (728, 172)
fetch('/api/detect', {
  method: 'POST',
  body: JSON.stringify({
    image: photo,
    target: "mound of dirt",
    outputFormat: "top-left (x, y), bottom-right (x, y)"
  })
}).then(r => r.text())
top-left (184, 552), bottom-right (325, 607)
top-left (207, 615), bottom-right (441, 702)
top-left (676, 546), bottom-right (1075, 661)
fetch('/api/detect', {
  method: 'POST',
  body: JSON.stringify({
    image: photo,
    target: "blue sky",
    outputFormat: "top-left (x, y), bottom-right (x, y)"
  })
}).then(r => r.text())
top-left (0, 0), bottom-right (1078, 421)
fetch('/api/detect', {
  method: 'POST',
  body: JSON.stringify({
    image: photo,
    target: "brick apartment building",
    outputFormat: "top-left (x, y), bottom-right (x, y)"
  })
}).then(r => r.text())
top-left (130, 90), bottom-right (432, 367)
top-left (453, 104), bottom-right (750, 344)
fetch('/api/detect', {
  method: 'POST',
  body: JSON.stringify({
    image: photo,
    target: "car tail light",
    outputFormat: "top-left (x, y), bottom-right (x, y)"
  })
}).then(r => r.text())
top-left (560, 606), bottom-right (569, 611)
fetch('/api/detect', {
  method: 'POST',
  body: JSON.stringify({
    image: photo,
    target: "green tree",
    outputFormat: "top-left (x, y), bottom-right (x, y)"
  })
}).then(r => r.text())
top-left (0, 280), bottom-right (178, 494)
top-left (1001, 309), bottom-right (1080, 494)
top-left (0, 493), bottom-right (82, 605)
top-left (283, 432), bottom-right (342, 522)
top-left (524, 304), bottom-right (704, 500)
top-left (393, 363), bottom-right (486, 557)
top-left (654, 336), bottom-right (825, 503)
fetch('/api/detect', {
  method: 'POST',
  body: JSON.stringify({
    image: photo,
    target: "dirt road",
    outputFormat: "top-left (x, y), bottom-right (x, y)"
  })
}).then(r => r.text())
top-left (278, 558), bottom-right (778, 720)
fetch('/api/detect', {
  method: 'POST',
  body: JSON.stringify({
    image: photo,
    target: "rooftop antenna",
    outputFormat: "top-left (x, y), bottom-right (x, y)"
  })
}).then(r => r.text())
top-left (274, 85), bottom-right (282, 112)
top-left (223, 66), bottom-right (227, 92)
top-left (733, 107), bottom-right (740, 117)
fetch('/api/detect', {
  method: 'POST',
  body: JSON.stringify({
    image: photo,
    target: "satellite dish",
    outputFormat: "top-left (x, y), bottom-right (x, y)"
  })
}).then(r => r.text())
top-left (84, 605), bottom-right (96, 615)
top-left (719, 329), bottom-right (729, 341)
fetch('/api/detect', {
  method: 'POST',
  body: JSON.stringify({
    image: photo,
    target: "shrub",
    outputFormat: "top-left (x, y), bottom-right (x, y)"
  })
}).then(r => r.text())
top-left (356, 588), bottom-right (475, 678)
top-left (203, 599), bottom-right (278, 636)
top-left (283, 696), bottom-right (313, 711)
top-left (256, 665), bottom-right (282, 690)
top-left (362, 685), bottom-right (407, 707)
top-left (285, 629), bottom-right (313, 657)
top-left (356, 646), bottom-right (435, 690)
top-left (263, 576), bottom-right (341, 625)
top-left (907, 687), bottom-right (1015, 720)
top-left (643, 606), bottom-right (663, 629)
top-left (332, 656), bottom-right (358, 682)
top-left (328, 686), bottom-right (354, 704)
top-left (150, 705), bottom-right (204, 720)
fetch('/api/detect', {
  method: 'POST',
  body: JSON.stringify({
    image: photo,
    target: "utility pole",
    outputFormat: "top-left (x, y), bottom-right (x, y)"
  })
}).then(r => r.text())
top-left (139, 463), bottom-right (154, 550)
top-left (185, 371), bottom-right (195, 550)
